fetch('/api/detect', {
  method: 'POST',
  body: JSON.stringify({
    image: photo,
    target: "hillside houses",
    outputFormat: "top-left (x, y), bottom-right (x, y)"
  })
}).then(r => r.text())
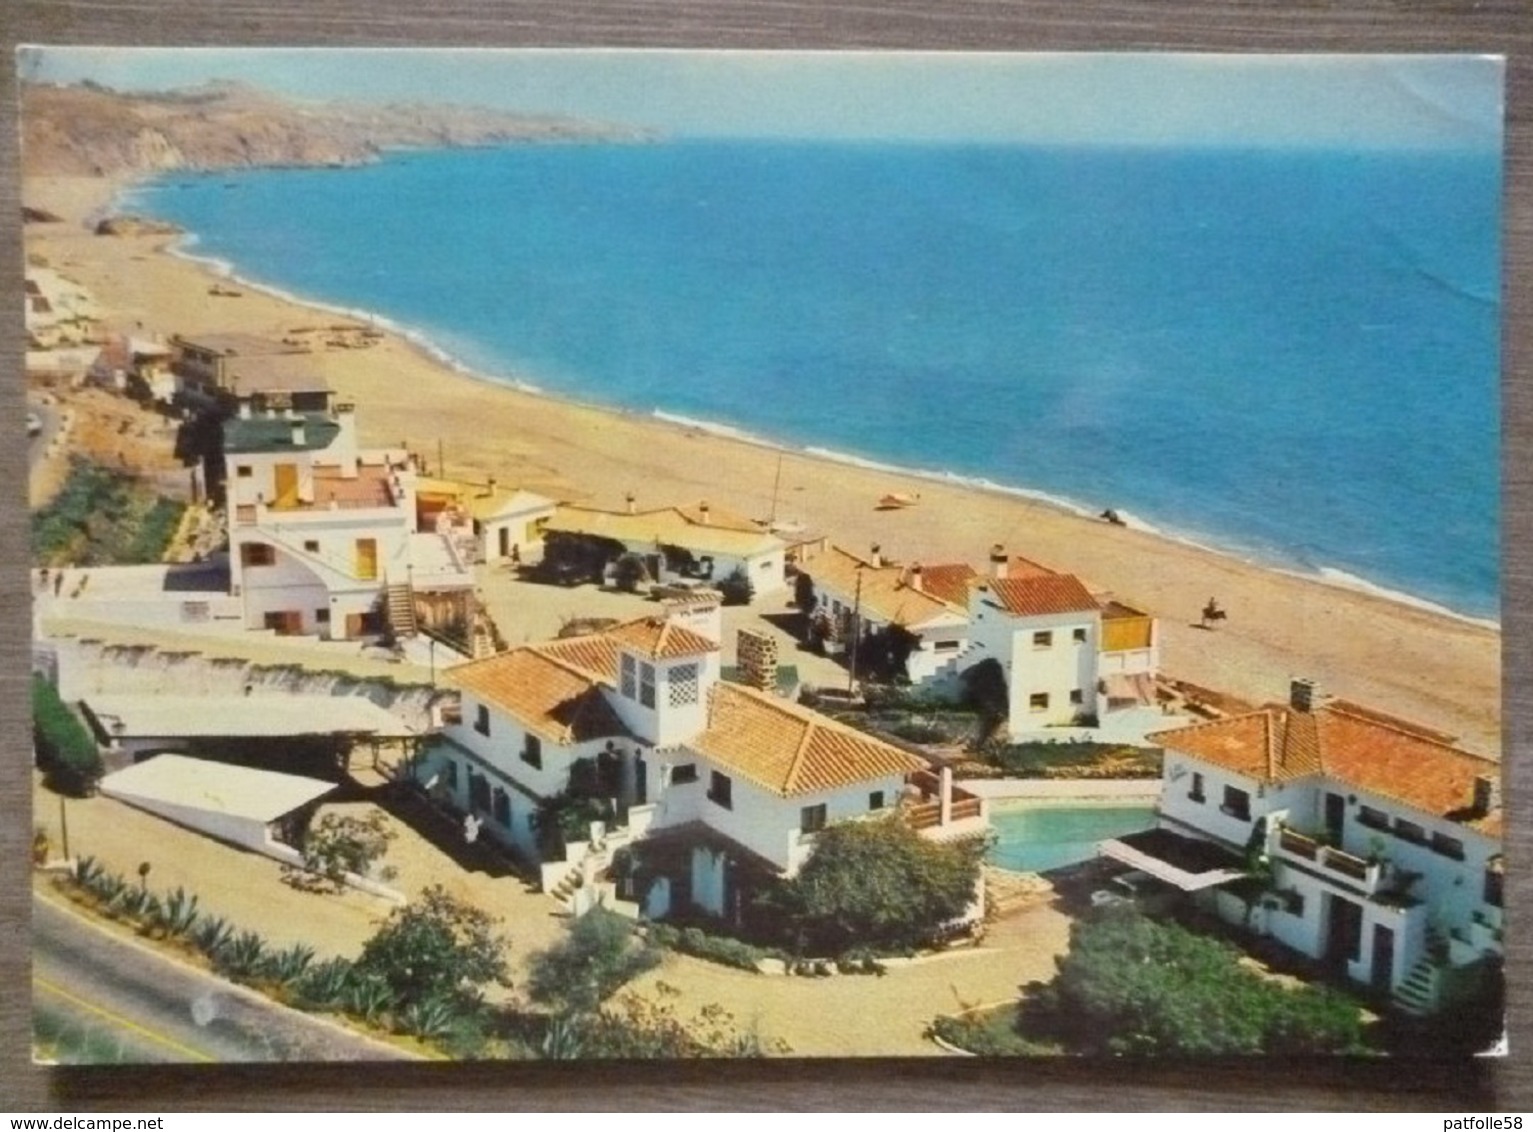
top-left (414, 604), bottom-right (988, 923)
top-left (1125, 678), bottom-right (1503, 1016)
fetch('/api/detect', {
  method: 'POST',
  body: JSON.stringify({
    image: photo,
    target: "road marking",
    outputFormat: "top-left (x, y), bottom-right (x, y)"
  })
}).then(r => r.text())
top-left (32, 974), bottom-right (215, 1063)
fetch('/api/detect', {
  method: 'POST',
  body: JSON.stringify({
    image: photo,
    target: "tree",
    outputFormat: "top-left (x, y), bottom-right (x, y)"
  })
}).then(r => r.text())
top-left (354, 885), bottom-right (511, 1011)
top-left (765, 816), bottom-right (985, 955)
top-left (288, 811), bottom-right (396, 893)
top-left (611, 552), bottom-right (650, 593)
top-left (793, 571), bottom-right (818, 616)
top-left (32, 674), bottom-right (104, 797)
top-left (1028, 908), bottom-right (1365, 1056)
top-left (526, 907), bottom-right (661, 1015)
top-left (718, 566), bottom-right (754, 607)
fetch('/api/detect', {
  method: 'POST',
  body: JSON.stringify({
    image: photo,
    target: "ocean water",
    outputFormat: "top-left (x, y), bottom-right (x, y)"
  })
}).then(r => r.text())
top-left (134, 141), bottom-right (1502, 620)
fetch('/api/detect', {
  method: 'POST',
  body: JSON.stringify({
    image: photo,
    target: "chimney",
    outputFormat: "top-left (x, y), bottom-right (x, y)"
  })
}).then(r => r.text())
top-left (909, 563), bottom-right (924, 593)
top-left (698, 501), bottom-right (710, 526)
top-left (333, 401), bottom-right (358, 479)
top-left (737, 628), bottom-right (779, 693)
top-left (290, 418), bottom-right (306, 447)
top-left (989, 543), bottom-right (1008, 580)
top-left (1473, 773), bottom-right (1501, 816)
top-left (625, 492), bottom-right (636, 515)
top-left (869, 543), bottom-right (883, 569)
top-left (1289, 678), bottom-right (1318, 713)
top-left (486, 476), bottom-right (497, 497)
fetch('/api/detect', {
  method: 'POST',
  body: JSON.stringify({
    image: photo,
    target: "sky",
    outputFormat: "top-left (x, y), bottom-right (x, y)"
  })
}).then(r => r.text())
top-left (19, 47), bottom-right (1504, 148)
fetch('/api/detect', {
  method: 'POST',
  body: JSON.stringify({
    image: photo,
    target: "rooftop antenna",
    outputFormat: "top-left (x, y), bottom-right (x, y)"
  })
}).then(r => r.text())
top-left (768, 452), bottom-right (784, 528)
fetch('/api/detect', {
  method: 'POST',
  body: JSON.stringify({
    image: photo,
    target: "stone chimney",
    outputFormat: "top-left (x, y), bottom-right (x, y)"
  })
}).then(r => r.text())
top-left (909, 563), bottom-right (924, 593)
top-left (625, 492), bottom-right (637, 515)
top-left (869, 543), bottom-right (883, 569)
top-left (1289, 678), bottom-right (1318, 713)
top-left (989, 543), bottom-right (1008, 580)
top-left (698, 501), bottom-right (710, 526)
top-left (736, 627), bottom-right (779, 693)
top-left (1473, 773), bottom-right (1501, 816)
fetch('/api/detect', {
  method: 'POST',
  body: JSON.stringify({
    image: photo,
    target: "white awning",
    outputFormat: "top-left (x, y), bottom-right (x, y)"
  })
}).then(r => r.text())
top-left (100, 754), bottom-right (335, 824)
top-left (1100, 837), bottom-right (1247, 892)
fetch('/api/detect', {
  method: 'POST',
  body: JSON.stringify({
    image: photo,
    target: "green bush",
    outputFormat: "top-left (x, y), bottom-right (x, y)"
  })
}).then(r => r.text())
top-left (32, 674), bottom-right (103, 797)
top-left (646, 919), bottom-right (783, 972)
top-left (717, 566), bottom-right (754, 606)
top-left (32, 457), bottom-right (185, 567)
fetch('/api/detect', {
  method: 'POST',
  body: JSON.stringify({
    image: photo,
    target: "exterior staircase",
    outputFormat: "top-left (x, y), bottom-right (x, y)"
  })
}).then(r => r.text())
top-left (1392, 956), bottom-right (1441, 1016)
top-left (385, 582), bottom-right (417, 637)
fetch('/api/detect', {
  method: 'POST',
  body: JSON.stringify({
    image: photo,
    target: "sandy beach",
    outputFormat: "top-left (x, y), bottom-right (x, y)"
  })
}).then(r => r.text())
top-left (22, 172), bottom-right (1502, 752)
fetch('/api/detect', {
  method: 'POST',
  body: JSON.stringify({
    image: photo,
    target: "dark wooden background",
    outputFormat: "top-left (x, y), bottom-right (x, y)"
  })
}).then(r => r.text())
top-left (1, 0), bottom-right (1528, 1111)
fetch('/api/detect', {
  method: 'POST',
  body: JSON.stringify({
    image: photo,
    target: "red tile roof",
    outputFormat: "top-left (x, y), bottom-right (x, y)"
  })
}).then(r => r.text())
top-left (689, 683), bottom-right (925, 797)
top-left (982, 574), bottom-right (1100, 617)
top-left (1151, 701), bottom-right (1500, 832)
top-left (448, 649), bottom-right (630, 744)
top-left (607, 617), bottom-right (720, 661)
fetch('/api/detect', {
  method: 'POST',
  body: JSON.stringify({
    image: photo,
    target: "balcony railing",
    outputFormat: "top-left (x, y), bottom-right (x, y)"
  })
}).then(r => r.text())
top-left (1272, 823), bottom-right (1380, 892)
top-left (1278, 827), bottom-right (1319, 861)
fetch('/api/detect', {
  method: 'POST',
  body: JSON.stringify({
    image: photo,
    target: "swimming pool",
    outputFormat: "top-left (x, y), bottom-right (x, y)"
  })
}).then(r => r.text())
top-left (987, 804), bottom-right (1157, 873)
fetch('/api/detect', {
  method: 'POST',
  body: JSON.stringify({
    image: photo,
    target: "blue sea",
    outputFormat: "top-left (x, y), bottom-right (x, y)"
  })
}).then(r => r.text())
top-left (133, 140), bottom-right (1502, 621)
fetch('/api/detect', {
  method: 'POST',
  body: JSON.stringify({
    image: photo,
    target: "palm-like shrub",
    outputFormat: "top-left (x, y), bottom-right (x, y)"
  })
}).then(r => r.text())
top-left (294, 958), bottom-right (355, 1011)
top-left (193, 914), bottom-right (234, 955)
top-left (161, 887), bottom-right (200, 938)
top-left (212, 930), bottom-right (269, 981)
top-left (264, 943), bottom-right (316, 987)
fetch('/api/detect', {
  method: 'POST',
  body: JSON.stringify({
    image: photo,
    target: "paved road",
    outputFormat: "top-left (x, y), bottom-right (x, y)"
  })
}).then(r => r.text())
top-left (32, 892), bottom-right (412, 1064)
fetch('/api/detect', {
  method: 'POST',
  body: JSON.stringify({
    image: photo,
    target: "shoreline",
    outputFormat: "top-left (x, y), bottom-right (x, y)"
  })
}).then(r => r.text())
top-left (21, 169), bottom-right (1503, 752)
top-left (129, 164), bottom-right (1499, 631)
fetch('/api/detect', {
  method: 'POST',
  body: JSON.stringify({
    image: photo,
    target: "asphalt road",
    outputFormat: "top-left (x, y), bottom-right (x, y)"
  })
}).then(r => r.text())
top-left (32, 892), bottom-right (412, 1064)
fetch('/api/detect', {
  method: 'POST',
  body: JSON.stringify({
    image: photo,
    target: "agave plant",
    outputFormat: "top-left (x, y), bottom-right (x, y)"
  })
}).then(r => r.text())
top-left (161, 887), bottom-right (200, 938)
top-left (294, 957), bottom-right (355, 1010)
top-left (212, 930), bottom-right (268, 981)
top-left (264, 943), bottom-right (316, 987)
top-left (91, 869), bottom-right (128, 904)
top-left (192, 914), bottom-right (233, 956)
top-left (399, 994), bottom-right (458, 1041)
top-left (72, 855), bottom-right (103, 889)
top-left (342, 973), bottom-right (396, 1025)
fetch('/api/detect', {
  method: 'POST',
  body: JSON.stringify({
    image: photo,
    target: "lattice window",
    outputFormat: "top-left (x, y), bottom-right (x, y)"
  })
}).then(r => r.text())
top-left (669, 663), bottom-right (699, 706)
top-left (621, 654), bottom-right (636, 699)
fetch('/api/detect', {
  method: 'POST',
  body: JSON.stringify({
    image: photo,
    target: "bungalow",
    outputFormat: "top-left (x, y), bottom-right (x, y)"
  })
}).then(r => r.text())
top-left (542, 499), bottom-right (787, 597)
top-left (1124, 678), bottom-right (1503, 1016)
top-left (224, 399), bottom-right (474, 641)
top-left (798, 545), bottom-right (973, 685)
top-left (414, 476), bottom-right (556, 566)
top-left (415, 607), bottom-right (988, 922)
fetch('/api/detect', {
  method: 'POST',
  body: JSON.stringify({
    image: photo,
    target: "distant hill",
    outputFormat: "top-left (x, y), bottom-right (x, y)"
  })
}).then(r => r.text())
top-left (21, 79), bottom-right (652, 177)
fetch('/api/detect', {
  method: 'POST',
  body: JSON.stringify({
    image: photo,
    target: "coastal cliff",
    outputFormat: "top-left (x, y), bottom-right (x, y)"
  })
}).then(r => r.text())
top-left (21, 80), bottom-right (651, 177)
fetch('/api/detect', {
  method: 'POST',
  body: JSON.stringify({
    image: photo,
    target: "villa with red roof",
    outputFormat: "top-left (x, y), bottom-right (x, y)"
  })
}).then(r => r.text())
top-left (1123, 678), bottom-right (1503, 1016)
top-left (419, 606), bottom-right (989, 923)
top-left (800, 542), bottom-right (1160, 732)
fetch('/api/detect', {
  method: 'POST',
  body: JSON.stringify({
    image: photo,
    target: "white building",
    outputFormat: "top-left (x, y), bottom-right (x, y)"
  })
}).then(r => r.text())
top-left (415, 608), bottom-right (988, 923)
top-left (799, 546), bottom-right (973, 685)
top-left (224, 400), bottom-right (473, 641)
top-left (415, 477), bottom-right (556, 566)
top-left (542, 500), bottom-right (787, 597)
top-left (1121, 679), bottom-right (1503, 1016)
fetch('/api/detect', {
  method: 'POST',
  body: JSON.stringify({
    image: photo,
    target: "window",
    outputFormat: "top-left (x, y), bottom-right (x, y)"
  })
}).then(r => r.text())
top-left (492, 787), bottom-right (511, 826)
top-left (442, 761), bottom-right (458, 790)
top-left (639, 662), bottom-right (656, 709)
top-left (1394, 819), bottom-right (1427, 845)
top-left (669, 663), bottom-right (700, 707)
top-left (1069, 689), bottom-right (1084, 706)
top-left (1485, 866), bottom-right (1504, 909)
top-left (315, 608), bottom-right (330, 624)
top-left (303, 539), bottom-right (320, 554)
top-left (1029, 692), bottom-right (1050, 712)
top-left (1281, 891), bottom-right (1305, 918)
top-left (1357, 805), bottom-right (1390, 831)
top-left (1072, 627), bottom-right (1088, 644)
top-left (670, 763), bottom-right (699, 785)
top-left (621, 654), bottom-right (636, 699)
top-left (240, 542), bottom-right (275, 567)
top-left (1188, 771), bottom-right (1205, 804)
top-left (800, 803), bottom-right (828, 834)
top-left (869, 790), bottom-right (886, 811)
top-left (934, 640), bottom-right (962, 653)
top-left (468, 771), bottom-right (491, 813)
top-left (521, 734), bottom-right (542, 770)
top-left (474, 704), bottom-right (490, 736)
top-left (1032, 630), bottom-right (1053, 649)
top-left (236, 465), bottom-right (253, 478)
top-left (708, 770), bottom-right (733, 810)
top-left (1430, 832), bottom-right (1465, 860)
top-left (1221, 785), bottom-right (1251, 822)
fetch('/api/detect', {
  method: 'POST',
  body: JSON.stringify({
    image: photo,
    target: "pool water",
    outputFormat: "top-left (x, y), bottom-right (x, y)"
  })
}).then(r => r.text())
top-left (987, 805), bottom-right (1157, 873)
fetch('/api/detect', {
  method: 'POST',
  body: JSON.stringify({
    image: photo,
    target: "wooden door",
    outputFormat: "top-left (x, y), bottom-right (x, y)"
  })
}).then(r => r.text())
top-left (345, 612), bottom-right (366, 639)
top-left (273, 462), bottom-right (298, 506)
top-left (354, 537), bottom-right (378, 580)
